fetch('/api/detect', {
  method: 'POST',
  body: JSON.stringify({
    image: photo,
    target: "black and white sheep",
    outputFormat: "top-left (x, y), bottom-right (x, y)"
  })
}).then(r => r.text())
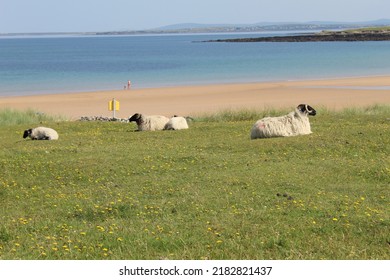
top-left (164, 116), bottom-right (189, 130)
top-left (128, 113), bottom-right (169, 131)
top-left (250, 104), bottom-right (316, 139)
top-left (23, 127), bottom-right (59, 140)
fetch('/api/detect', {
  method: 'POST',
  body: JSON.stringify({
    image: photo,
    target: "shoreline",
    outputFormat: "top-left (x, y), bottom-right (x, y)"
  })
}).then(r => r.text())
top-left (207, 28), bottom-right (390, 43)
top-left (1, 76), bottom-right (389, 120)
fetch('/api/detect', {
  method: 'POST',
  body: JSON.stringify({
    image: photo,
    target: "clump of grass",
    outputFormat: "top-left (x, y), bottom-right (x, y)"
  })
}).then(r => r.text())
top-left (195, 107), bottom-right (294, 122)
top-left (0, 108), bottom-right (68, 126)
top-left (340, 104), bottom-right (390, 116)
top-left (196, 104), bottom-right (390, 122)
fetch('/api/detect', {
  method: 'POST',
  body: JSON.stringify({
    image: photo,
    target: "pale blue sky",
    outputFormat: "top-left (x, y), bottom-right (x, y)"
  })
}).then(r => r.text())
top-left (1, 0), bottom-right (389, 33)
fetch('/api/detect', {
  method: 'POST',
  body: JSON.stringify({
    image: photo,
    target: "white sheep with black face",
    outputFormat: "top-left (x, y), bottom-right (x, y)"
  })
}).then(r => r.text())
top-left (128, 113), bottom-right (169, 131)
top-left (250, 104), bottom-right (317, 139)
top-left (23, 127), bottom-right (59, 140)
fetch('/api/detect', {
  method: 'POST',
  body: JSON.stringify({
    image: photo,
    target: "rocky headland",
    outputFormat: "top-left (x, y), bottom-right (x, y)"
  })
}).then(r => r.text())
top-left (206, 28), bottom-right (390, 42)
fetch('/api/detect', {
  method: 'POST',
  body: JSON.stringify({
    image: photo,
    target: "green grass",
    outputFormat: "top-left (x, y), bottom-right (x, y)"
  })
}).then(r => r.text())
top-left (345, 26), bottom-right (390, 32)
top-left (0, 105), bottom-right (389, 260)
top-left (321, 26), bottom-right (390, 34)
top-left (0, 108), bottom-right (68, 126)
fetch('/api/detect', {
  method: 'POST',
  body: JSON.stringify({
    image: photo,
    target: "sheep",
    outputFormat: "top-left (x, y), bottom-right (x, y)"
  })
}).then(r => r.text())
top-left (128, 113), bottom-right (169, 131)
top-left (164, 116), bottom-right (189, 130)
top-left (250, 104), bottom-right (316, 139)
top-left (23, 127), bottom-right (59, 140)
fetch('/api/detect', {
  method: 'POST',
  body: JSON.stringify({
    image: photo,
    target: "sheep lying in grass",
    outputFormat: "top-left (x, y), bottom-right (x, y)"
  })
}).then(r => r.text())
top-left (164, 116), bottom-right (189, 130)
top-left (250, 104), bottom-right (316, 139)
top-left (23, 127), bottom-right (59, 140)
top-left (128, 113), bottom-right (169, 131)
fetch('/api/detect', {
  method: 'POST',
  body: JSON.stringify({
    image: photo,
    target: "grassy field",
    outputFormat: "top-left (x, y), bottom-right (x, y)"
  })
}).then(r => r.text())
top-left (321, 26), bottom-right (390, 34)
top-left (0, 105), bottom-right (389, 260)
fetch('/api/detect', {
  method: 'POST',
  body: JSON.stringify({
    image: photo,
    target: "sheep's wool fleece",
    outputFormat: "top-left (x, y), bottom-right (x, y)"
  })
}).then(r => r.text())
top-left (139, 115), bottom-right (170, 131)
top-left (31, 127), bottom-right (59, 140)
top-left (164, 117), bottom-right (189, 130)
top-left (251, 109), bottom-right (312, 139)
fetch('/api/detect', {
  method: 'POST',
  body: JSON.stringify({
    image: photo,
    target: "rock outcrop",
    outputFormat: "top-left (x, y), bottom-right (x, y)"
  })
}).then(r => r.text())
top-left (207, 29), bottom-right (390, 43)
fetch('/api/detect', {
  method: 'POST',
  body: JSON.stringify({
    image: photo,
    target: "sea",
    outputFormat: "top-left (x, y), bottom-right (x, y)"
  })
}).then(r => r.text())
top-left (1, 32), bottom-right (390, 97)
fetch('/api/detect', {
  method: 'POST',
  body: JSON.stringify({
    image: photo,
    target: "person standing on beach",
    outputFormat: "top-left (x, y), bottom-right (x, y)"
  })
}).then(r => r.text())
top-left (127, 80), bottom-right (131, 90)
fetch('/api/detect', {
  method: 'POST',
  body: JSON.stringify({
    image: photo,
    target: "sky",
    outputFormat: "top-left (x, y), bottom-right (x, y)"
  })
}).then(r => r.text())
top-left (1, 0), bottom-right (389, 33)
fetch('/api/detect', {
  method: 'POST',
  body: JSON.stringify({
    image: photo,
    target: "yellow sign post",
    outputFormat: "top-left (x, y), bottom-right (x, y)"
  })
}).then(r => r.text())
top-left (108, 98), bottom-right (120, 118)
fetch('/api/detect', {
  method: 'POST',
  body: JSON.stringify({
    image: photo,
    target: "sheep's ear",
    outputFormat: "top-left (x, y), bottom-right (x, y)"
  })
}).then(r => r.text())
top-left (297, 104), bottom-right (306, 112)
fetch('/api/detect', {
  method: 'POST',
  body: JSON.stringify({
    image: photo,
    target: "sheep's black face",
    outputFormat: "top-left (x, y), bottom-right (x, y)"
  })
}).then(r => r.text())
top-left (23, 129), bottom-right (32, 139)
top-left (129, 113), bottom-right (141, 122)
top-left (297, 104), bottom-right (316, 116)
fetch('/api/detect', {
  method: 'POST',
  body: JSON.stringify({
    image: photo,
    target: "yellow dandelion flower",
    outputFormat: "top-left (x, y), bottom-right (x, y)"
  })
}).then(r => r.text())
top-left (332, 218), bottom-right (338, 221)
top-left (96, 226), bottom-right (105, 232)
top-left (216, 240), bottom-right (223, 244)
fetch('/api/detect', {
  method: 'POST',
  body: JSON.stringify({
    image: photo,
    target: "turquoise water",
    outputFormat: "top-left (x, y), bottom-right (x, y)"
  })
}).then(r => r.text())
top-left (1, 33), bottom-right (390, 96)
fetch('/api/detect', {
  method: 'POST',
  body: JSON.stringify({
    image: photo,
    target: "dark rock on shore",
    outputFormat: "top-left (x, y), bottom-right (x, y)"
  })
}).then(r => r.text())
top-left (79, 116), bottom-right (128, 122)
top-left (206, 30), bottom-right (390, 43)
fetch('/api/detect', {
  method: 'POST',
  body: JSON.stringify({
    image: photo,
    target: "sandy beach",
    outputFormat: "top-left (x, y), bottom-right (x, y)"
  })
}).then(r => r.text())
top-left (1, 76), bottom-right (389, 120)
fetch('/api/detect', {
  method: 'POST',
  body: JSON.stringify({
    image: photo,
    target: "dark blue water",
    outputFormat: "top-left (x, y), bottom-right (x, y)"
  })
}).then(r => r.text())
top-left (1, 33), bottom-right (390, 96)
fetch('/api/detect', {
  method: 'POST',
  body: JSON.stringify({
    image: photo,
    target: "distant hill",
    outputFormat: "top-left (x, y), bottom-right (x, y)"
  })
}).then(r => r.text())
top-left (151, 19), bottom-right (390, 33)
top-left (153, 23), bottom-right (233, 30)
top-left (2, 19), bottom-right (390, 37)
